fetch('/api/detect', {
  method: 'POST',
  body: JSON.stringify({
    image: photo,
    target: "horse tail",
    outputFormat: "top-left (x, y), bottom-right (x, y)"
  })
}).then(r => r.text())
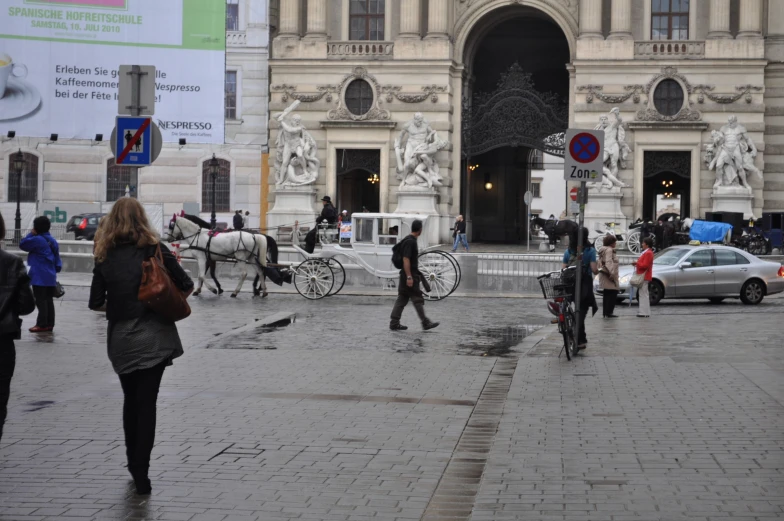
top-left (264, 234), bottom-right (279, 264)
top-left (255, 234), bottom-right (268, 268)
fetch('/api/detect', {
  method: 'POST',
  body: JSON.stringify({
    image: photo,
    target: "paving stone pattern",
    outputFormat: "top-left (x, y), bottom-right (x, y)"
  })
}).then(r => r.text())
top-left (0, 291), bottom-right (782, 520)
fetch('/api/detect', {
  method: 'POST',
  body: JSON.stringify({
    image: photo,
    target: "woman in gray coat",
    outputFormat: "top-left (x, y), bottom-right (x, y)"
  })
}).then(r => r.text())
top-left (597, 235), bottom-right (620, 318)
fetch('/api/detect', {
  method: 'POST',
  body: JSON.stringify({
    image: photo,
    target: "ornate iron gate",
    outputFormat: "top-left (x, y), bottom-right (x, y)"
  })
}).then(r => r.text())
top-left (462, 63), bottom-right (568, 159)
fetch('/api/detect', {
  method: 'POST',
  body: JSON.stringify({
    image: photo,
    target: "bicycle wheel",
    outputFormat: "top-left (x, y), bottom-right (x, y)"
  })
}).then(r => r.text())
top-left (562, 305), bottom-right (576, 360)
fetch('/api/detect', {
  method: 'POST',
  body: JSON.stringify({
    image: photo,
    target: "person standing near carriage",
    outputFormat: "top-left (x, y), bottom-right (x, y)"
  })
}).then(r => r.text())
top-left (451, 215), bottom-right (469, 253)
top-left (561, 227), bottom-right (598, 350)
top-left (597, 235), bottom-right (620, 318)
top-left (233, 210), bottom-right (244, 230)
top-left (390, 220), bottom-right (439, 332)
top-left (632, 237), bottom-right (654, 318)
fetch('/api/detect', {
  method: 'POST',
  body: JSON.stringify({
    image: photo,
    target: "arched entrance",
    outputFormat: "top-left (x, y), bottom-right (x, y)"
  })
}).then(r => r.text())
top-left (460, 7), bottom-right (571, 243)
top-left (643, 151), bottom-right (692, 220)
top-left (336, 149), bottom-right (381, 214)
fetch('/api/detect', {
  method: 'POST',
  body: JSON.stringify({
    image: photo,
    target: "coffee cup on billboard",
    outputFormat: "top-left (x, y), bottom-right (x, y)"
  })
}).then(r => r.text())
top-left (0, 53), bottom-right (28, 98)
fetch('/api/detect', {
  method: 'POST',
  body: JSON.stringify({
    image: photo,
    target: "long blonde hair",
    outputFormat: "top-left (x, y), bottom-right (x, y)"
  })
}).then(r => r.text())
top-left (93, 198), bottom-right (159, 263)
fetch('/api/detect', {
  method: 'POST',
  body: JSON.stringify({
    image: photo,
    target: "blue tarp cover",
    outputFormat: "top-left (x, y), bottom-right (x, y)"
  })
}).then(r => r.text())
top-left (689, 220), bottom-right (733, 243)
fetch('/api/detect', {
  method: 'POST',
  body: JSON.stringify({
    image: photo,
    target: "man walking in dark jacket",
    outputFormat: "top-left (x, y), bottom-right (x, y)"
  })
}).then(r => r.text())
top-left (390, 220), bottom-right (439, 331)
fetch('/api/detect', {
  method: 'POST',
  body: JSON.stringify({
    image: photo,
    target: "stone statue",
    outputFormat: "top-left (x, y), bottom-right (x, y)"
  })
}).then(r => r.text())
top-left (394, 112), bottom-right (449, 191)
top-left (593, 108), bottom-right (630, 191)
top-left (274, 100), bottom-right (319, 188)
top-left (706, 115), bottom-right (761, 193)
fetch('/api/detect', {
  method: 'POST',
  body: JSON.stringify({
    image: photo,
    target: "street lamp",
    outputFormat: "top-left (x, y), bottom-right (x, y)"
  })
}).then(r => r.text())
top-left (12, 149), bottom-right (25, 243)
top-left (208, 154), bottom-right (220, 229)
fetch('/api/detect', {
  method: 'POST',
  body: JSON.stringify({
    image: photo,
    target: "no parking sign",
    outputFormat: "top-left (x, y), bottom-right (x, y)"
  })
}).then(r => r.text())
top-left (564, 129), bottom-right (604, 183)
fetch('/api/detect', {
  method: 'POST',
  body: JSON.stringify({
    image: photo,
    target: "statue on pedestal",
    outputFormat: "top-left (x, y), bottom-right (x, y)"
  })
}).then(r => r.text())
top-left (593, 108), bottom-right (631, 191)
top-left (274, 100), bottom-right (320, 188)
top-left (394, 112), bottom-right (449, 191)
top-left (705, 115), bottom-right (762, 193)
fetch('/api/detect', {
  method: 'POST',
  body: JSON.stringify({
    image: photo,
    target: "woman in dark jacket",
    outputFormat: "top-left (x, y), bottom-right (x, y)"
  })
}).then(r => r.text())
top-left (19, 216), bottom-right (62, 332)
top-left (89, 198), bottom-right (193, 495)
top-left (0, 212), bottom-right (37, 442)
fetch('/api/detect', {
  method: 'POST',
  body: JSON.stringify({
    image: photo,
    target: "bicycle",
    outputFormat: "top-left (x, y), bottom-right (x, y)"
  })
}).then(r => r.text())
top-left (537, 267), bottom-right (578, 361)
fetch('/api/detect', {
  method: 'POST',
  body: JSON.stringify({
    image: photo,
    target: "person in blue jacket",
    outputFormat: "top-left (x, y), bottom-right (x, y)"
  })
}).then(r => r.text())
top-left (19, 216), bottom-right (62, 333)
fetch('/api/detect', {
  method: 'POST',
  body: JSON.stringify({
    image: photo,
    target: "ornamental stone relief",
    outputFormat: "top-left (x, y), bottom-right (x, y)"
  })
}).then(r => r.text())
top-left (577, 67), bottom-right (764, 123)
top-left (271, 67), bottom-right (448, 122)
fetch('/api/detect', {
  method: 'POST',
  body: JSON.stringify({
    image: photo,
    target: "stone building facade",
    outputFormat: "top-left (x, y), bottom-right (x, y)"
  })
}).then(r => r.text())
top-left (268, 0), bottom-right (784, 243)
top-left (0, 0), bottom-right (270, 231)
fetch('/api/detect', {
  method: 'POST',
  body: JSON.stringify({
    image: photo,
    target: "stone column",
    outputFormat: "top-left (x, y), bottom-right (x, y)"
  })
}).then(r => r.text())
top-left (707, 0), bottom-right (732, 39)
top-left (608, 0), bottom-right (632, 40)
top-left (306, 0), bottom-right (327, 36)
top-left (578, 0), bottom-right (603, 40)
top-left (278, 0), bottom-right (300, 36)
top-left (737, 0), bottom-right (763, 38)
top-left (426, 0), bottom-right (449, 38)
top-left (399, 0), bottom-right (421, 38)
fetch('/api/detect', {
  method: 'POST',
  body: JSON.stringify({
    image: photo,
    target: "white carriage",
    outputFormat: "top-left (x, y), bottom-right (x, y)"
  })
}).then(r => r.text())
top-left (288, 213), bottom-right (461, 300)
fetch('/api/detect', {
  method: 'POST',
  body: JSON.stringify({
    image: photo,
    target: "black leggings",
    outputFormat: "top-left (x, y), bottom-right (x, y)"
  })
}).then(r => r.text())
top-left (32, 286), bottom-right (55, 328)
top-left (0, 338), bottom-right (15, 442)
top-left (118, 362), bottom-right (167, 478)
top-left (603, 290), bottom-right (618, 317)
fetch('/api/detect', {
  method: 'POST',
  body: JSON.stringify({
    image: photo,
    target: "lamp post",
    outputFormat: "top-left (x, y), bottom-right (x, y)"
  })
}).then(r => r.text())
top-left (12, 149), bottom-right (25, 243)
top-left (208, 154), bottom-right (220, 229)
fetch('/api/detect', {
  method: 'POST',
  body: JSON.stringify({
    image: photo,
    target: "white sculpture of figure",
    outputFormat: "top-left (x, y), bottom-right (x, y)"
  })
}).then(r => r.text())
top-left (593, 108), bottom-right (630, 191)
top-left (706, 115), bottom-right (762, 193)
top-left (274, 100), bottom-right (319, 188)
top-left (394, 112), bottom-right (449, 190)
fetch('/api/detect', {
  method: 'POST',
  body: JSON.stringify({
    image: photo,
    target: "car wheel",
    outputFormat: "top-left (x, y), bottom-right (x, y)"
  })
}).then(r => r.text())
top-left (709, 297), bottom-right (725, 304)
top-left (648, 281), bottom-right (664, 306)
top-left (740, 279), bottom-right (765, 305)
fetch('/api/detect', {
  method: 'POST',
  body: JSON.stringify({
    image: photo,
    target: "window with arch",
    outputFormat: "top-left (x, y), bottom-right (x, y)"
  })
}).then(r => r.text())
top-left (652, 0), bottom-right (689, 40)
top-left (529, 149), bottom-right (544, 170)
top-left (653, 79), bottom-right (685, 116)
top-left (106, 158), bottom-right (138, 201)
top-left (345, 79), bottom-right (374, 116)
top-left (202, 158), bottom-right (231, 213)
top-left (350, 0), bottom-right (385, 41)
top-left (7, 152), bottom-right (38, 202)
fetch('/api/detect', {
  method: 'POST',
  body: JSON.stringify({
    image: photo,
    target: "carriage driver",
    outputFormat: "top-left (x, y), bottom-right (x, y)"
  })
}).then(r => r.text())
top-left (319, 196), bottom-right (338, 224)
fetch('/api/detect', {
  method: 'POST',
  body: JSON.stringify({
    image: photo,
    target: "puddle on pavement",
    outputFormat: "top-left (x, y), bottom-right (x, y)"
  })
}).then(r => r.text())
top-left (457, 325), bottom-right (543, 357)
top-left (207, 316), bottom-right (295, 349)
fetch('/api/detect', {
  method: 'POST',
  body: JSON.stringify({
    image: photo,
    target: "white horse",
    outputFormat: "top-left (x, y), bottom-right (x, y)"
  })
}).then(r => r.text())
top-left (167, 216), bottom-right (268, 298)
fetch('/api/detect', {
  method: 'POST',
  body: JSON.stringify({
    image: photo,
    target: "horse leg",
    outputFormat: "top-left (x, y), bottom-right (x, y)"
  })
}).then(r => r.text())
top-left (257, 267), bottom-right (268, 298)
top-left (231, 261), bottom-right (248, 298)
top-left (210, 261), bottom-right (223, 294)
top-left (193, 256), bottom-right (208, 296)
top-left (252, 274), bottom-right (260, 297)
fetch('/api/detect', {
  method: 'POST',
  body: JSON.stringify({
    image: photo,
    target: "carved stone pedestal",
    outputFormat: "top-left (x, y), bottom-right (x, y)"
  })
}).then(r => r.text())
top-left (711, 187), bottom-right (754, 219)
top-left (585, 187), bottom-right (628, 234)
top-left (394, 189), bottom-right (440, 244)
top-left (267, 188), bottom-right (317, 240)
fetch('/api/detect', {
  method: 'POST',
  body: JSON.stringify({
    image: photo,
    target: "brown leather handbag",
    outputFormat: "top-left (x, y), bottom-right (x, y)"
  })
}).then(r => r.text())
top-left (138, 244), bottom-right (191, 322)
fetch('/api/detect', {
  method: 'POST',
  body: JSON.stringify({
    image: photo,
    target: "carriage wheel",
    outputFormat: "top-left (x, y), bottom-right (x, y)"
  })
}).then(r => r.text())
top-left (418, 251), bottom-right (460, 301)
top-left (325, 259), bottom-right (346, 296)
top-left (627, 230), bottom-right (641, 254)
top-left (293, 259), bottom-right (334, 300)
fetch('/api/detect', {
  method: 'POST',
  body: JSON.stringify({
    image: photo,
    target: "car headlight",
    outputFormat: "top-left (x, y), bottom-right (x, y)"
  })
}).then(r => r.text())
top-left (620, 274), bottom-right (631, 284)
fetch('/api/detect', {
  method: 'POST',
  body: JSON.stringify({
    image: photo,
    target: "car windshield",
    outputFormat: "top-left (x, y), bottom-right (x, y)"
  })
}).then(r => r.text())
top-left (653, 248), bottom-right (690, 266)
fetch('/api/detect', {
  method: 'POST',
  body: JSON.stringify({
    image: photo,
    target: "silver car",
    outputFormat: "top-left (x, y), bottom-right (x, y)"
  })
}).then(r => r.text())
top-left (594, 245), bottom-right (784, 305)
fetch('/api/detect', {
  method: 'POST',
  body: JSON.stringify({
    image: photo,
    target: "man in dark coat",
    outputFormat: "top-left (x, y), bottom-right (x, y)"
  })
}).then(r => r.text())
top-left (389, 220), bottom-right (439, 332)
top-left (233, 210), bottom-right (244, 230)
top-left (319, 196), bottom-right (337, 224)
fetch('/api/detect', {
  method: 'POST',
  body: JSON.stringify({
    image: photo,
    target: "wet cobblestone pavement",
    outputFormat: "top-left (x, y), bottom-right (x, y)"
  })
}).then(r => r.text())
top-left (1, 289), bottom-right (783, 520)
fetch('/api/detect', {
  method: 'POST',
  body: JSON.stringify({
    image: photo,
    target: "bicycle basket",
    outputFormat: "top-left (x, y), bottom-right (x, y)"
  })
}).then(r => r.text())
top-left (537, 269), bottom-right (576, 299)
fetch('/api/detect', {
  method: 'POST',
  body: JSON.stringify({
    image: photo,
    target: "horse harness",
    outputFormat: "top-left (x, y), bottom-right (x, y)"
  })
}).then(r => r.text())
top-left (173, 220), bottom-right (263, 268)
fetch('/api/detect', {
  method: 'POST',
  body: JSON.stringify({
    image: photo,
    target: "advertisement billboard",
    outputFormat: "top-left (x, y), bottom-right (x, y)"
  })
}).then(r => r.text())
top-left (0, 0), bottom-right (226, 143)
